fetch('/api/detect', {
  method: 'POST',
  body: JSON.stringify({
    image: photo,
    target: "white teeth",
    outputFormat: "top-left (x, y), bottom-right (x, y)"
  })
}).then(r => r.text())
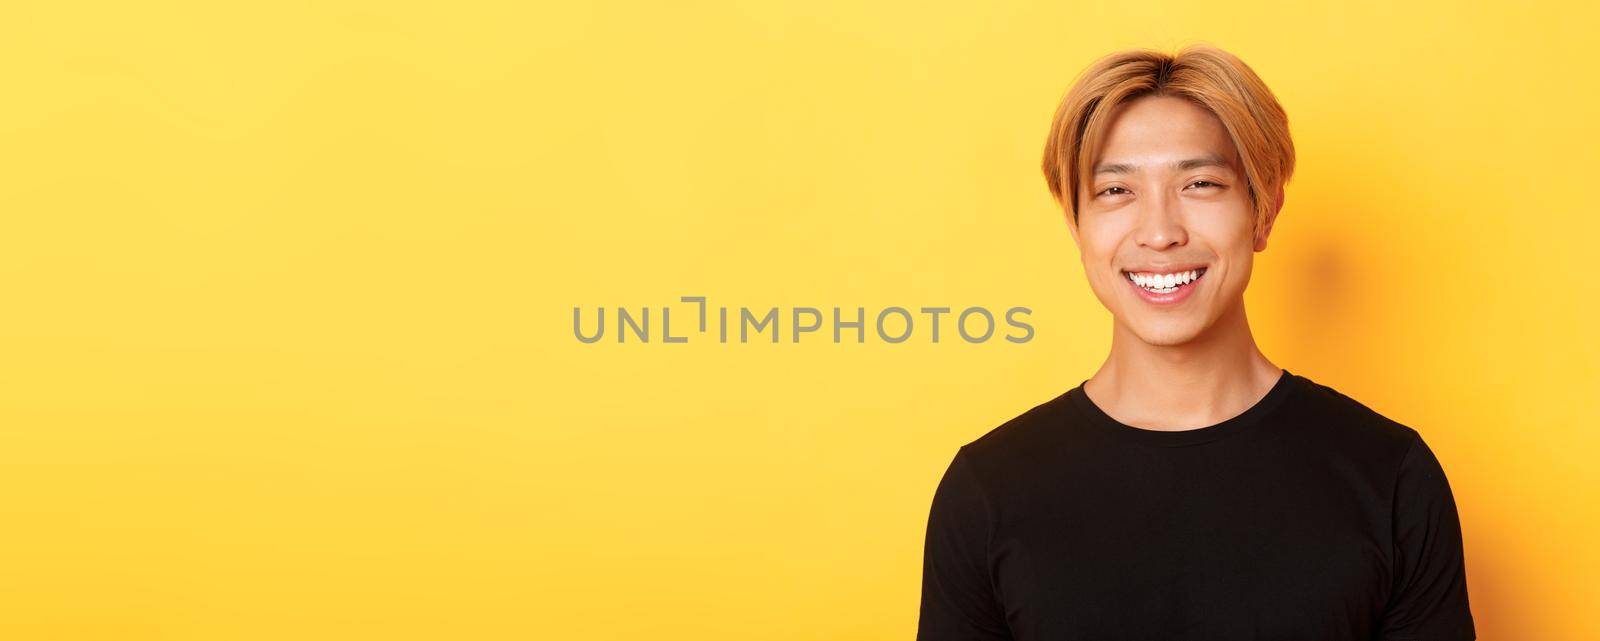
top-left (1126, 268), bottom-right (1203, 292)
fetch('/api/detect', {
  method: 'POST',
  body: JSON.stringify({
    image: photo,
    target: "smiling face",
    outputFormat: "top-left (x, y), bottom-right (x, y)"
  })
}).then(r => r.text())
top-left (1066, 94), bottom-right (1277, 347)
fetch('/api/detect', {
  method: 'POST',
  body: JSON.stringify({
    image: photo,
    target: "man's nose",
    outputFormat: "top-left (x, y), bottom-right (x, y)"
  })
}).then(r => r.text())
top-left (1134, 191), bottom-right (1187, 250)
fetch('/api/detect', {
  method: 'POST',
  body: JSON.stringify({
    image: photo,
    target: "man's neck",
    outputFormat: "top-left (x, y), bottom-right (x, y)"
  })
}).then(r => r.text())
top-left (1083, 301), bottom-right (1282, 431)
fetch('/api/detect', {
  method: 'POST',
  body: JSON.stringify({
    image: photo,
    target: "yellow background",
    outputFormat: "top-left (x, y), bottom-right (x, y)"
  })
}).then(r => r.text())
top-left (2, 1), bottom-right (1596, 639)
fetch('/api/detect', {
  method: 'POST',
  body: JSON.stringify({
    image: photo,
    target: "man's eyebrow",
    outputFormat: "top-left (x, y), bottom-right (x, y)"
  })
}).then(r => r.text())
top-left (1093, 154), bottom-right (1233, 175)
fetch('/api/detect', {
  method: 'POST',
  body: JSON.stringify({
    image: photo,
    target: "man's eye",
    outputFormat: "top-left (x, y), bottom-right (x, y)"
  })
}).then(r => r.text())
top-left (1098, 186), bottom-right (1129, 197)
top-left (1187, 180), bottom-right (1223, 189)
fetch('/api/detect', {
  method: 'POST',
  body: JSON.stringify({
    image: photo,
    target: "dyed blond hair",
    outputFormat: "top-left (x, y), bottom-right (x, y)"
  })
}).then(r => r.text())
top-left (1041, 44), bottom-right (1295, 234)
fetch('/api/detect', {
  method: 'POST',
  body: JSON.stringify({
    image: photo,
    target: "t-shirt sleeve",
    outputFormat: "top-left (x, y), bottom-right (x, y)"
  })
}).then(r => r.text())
top-left (1378, 432), bottom-right (1477, 640)
top-left (917, 448), bottom-right (1013, 641)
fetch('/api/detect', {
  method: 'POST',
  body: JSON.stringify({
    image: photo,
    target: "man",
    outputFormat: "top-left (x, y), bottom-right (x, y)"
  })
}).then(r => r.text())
top-left (916, 45), bottom-right (1476, 640)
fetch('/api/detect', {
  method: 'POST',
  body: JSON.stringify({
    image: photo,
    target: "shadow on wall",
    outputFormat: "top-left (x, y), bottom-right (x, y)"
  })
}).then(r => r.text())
top-left (1259, 136), bottom-right (1415, 399)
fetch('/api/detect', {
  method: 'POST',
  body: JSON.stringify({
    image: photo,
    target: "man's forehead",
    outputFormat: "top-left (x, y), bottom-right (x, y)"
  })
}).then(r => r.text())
top-left (1093, 152), bottom-right (1236, 176)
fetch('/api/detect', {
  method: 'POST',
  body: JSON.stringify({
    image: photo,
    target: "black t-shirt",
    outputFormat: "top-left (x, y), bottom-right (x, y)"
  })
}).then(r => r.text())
top-left (916, 369), bottom-right (1475, 641)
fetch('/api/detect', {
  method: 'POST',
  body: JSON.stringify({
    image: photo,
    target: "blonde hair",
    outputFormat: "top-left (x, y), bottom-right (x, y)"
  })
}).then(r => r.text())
top-left (1041, 44), bottom-right (1295, 234)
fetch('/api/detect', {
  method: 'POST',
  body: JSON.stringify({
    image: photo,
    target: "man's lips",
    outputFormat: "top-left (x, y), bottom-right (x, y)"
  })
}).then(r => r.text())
top-left (1121, 265), bottom-right (1207, 304)
top-left (1120, 263), bottom-right (1210, 275)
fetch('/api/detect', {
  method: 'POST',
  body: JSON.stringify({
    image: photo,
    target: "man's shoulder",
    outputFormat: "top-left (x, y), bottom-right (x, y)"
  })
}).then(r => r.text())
top-left (1286, 372), bottom-right (1421, 451)
top-left (955, 386), bottom-right (1080, 467)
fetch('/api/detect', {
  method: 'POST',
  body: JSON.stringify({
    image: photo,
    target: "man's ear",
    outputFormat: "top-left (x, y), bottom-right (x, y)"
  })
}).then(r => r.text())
top-left (1253, 184), bottom-right (1285, 252)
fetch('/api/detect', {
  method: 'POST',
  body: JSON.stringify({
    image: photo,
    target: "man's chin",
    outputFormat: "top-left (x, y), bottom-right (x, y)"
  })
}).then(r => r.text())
top-left (1121, 320), bottom-right (1207, 347)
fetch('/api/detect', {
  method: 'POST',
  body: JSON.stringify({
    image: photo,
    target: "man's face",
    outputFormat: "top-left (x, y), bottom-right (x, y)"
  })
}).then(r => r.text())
top-left (1068, 94), bottom-right (1273, 347)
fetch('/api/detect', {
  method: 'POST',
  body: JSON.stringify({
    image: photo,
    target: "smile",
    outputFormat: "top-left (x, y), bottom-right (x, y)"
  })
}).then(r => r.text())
top-left (1122, 267), bottom-right (1207, 304)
